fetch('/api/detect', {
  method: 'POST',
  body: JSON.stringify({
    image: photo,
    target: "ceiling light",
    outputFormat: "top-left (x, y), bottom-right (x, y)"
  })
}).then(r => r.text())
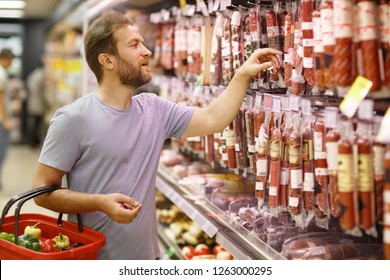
top-left (0, 1), bottom-right (26, 9)
top-left (0, 9), bottom-right (25, 18)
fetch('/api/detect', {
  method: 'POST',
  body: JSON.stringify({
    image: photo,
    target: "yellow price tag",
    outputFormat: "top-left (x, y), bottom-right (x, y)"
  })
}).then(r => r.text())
top-left (339, 76), bottom-right (373, 118)
top-left (179, 0), bottom-right (187, 8)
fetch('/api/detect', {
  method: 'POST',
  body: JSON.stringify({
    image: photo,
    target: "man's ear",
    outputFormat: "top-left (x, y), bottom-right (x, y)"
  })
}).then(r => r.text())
top-left (98, 53), bottom-right (114, 70)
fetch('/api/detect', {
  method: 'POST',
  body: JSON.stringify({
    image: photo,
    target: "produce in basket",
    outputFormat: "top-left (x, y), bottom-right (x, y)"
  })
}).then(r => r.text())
top-left (17, 234), bottom-right (42, 252)
top-left (52, 233), bottom-right (70, 249)
top-left (38, 237), bottom-right (61, 253)
top-left (24, 222), bottom-right (42, 239)
top-left (0, 232), bottom-right (14, 242)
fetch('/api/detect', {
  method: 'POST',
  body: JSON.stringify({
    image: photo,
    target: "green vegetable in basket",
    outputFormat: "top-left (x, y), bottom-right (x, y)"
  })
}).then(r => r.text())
top-left (0, 232), bottom-right (14, 242)
top-left (17, 233), bottom-right (42, 252)
top-left (52, 233), bottom-right (70, 249)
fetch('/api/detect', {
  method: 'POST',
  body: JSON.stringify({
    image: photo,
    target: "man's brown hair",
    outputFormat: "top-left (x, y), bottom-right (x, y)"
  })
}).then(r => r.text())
top-left (84, 11), bottom-right (130, 83)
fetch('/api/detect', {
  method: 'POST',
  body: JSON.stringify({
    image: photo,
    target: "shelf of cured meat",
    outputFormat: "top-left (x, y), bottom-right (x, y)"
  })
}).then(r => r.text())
top-left (157, 143), bottom-right (388, 260)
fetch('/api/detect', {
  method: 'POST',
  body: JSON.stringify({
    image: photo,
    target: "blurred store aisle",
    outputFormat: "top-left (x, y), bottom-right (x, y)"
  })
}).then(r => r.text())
top-left (0, 144), bottom-right (57, 217)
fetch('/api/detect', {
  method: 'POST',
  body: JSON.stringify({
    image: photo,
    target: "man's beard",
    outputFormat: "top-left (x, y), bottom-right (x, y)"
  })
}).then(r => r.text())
top-left (115, 55), bottom-right (152, 88)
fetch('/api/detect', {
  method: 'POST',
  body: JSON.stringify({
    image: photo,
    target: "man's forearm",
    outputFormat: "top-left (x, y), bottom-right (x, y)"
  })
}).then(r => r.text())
top-left (34, 188), bottom-right (105, 214)
top-left (0, 90), bottom-right (9, 122)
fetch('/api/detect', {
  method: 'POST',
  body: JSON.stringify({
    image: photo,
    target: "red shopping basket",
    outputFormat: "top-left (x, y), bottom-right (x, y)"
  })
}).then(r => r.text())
top-left (0, 186), bottom-right (106, 259)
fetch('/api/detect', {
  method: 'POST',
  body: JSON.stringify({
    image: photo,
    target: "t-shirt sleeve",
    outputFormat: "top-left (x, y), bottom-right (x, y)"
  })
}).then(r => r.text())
top-left (38, 109), bottom-right (80, 172)
top-left (153, 94), bottom-right (195, 139)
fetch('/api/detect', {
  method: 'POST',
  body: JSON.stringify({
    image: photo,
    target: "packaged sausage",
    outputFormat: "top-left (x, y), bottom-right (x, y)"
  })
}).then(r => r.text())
top-left (301, 99), bottom-right (315, 218)
top-left (384, 145), bottom-right (390, 260)
top-left (225, 122), bottom-right (238, 171)
top-left (256, 94), bottom-right (272, 207)
top-left (210, 12), bottom-right (223, 86)
top-left (268, 96), bottom-right (282, 215)
top-left (313, 113), bottom-right (330, 216)
top-left (337, 117), bottom-right (361, 236)
top-left (324, 107), bottom-right (341, 218)
top-left (221, 11), bottom-right (234, 86)
top-left (288, 96), bottom-right (304, 227)
top-left (373, 139), bottom-right (386, 223)
top-left (312, 8), bottom-right (326, 91)
top-left (231, 10), bottom-right (243, 75)
top-left (320, 0), bottom-right (335, 88)
top-left (356, 100), bottom-right (377, 237)
top-left (285, 242), bottom-right (383, 260)
top-left (301, 0), bottom-right (316, 88)
top-left (332, 0), bottom-right (354, 88)
top-left (245, 95), bottom-right (256, 175)
top-left (266, 8), bottom-right (282, 83)
top-left (284, 2), bottom-right (295, 87)
top-left (357, 0), bottom-right (382, 92)
top-left (379, 0), bottom-right (390, 88)
top-left (278, 96), bottom-right (291, 210)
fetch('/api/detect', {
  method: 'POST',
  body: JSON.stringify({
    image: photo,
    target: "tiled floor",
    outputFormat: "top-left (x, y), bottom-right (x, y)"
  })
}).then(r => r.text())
top-left (0, 144), bottom-right (58, 217)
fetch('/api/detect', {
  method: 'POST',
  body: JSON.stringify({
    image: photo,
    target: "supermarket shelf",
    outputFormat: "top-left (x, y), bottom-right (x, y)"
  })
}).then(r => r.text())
top-left (156, 167), bottom-right (286, 260)
top-left (157, 223), bottom-right (185, 260)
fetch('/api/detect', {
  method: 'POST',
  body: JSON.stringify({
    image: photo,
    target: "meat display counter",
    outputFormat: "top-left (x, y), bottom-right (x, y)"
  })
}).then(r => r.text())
top-left (156, 166), bottom-right (287, 260)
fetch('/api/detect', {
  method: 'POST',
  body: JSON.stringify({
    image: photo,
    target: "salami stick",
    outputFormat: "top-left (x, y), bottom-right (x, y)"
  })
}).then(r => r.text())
top-left (269, 127), bottom-right (281, 209)
top-left (357, 0), bottom-right (382, 91)
top-left (302, 123), bottom-right (315, 212)
top-left (302, 0), bottom-right (316, 87)
top-left (284, 9), bottom-right (294, 87)
top-left (312, 9), bottom-right (326, 90)
top-left (384, 146), bottom-right (390, 260)
top-left (326, 129), bottom-right (341, 218)
top-left (337, 121), bottom-right (358, 231)
top-left (333, 0), bottom-right (354, 87)
top-left (320, 0), bottom-right (335, 88)
top-left (266, 9), bottom-right (281, 81)
top-left (314, 118), bottom-right (330, 214)
top-left (356, 134), bottom-right (376, 230)
top-left (373, 141), bottom-right (386, 223)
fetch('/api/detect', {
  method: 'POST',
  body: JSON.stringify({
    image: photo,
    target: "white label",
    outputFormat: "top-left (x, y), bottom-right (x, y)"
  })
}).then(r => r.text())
top-left (384, 190), bottom-right (390, 203)
top-left (269, 186), bottom-right (277, 196)
top-left (314, 132), bottom-right (324, 152)
top-left (256, 159), bottom-right (268, 175)
top-left (256, 181), bottom-right (264, 191)
top-left (222, 152), bottom-right (228, 161)
top-left (313, 17), bottom-right (323, 40)
top-left (314, 41), bottom-right (324, 53)
top-left (358, 2), bottom-right (378, 41)
top-left (303, 39), bottom-right (315, 47)
top-left (334, 0), bottom-right (353, 38)
top-left (314, 151), bottom-right (327, 160)
top-left (326, 142), bottom-right (339, 171)
top-left (280, 167), bottom-right (289, 185)
top-left (284, 53), bottom-right (293, 64)
top-left (303, 172), bottom-right (315, 191)
top-left (315, 167), bottom-right (329, 176)
top-left (301, 22), bottom-right (314, 31)
top-left (373, 145), bottom-right (385, 175)
top-left (289, 196), bottom-right (299, 207)
top-left (303, 57), bottom-right (314, 68)
top-left (379, 4), bottom-right (389, 43)
top-left (321, 8), bottom-right (334, 34)
top-left (248, 144), bottom-right (255, 153)
top-left (290, 169), bottom-right (303, 189)
top-left (235, 143), bottom-right (240, 152)
top-left (210, 64), bottom-right (216, 73)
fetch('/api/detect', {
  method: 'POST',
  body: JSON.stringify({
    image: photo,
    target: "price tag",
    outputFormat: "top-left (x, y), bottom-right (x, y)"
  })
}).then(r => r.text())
top-left (339, 76), bottom-right (373, 118)
top-left (376, 108), bottom-right (390, 144)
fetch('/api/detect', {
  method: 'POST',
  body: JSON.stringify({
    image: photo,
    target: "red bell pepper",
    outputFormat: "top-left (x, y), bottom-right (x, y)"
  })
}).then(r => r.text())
top-left (38, 237), bottom-right (61, 253)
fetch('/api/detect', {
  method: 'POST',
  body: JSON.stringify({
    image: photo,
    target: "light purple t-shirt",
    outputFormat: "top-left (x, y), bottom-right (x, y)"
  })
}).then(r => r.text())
top-left (39, 92), bottom-right (194, 259)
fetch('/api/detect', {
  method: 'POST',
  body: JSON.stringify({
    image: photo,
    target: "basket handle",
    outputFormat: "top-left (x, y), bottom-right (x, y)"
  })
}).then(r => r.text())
top-left (0, 186), bottom-right (84, 244)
